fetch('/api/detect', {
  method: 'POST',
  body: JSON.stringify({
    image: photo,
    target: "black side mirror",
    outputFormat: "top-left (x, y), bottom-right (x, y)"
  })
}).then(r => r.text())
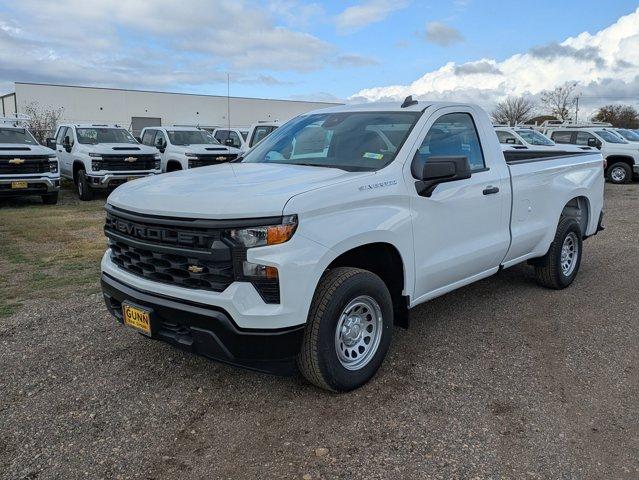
top-left (588, 138), bottom-right (602, 149)
top-left (63, 136), bottom-right (72, 152)
top-left (46, 138), bottom-right (56, 150)
top-left (224, 138), bottom-right (236, 147)
top-left (411, 155), bottom-right (472, 197)
top-left (134, 136), bottom-right (142, 143)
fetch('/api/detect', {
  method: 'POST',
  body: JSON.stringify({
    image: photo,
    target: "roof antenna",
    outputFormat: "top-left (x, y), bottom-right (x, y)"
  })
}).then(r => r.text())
top-left (401, 95), bottom-right (418, 108)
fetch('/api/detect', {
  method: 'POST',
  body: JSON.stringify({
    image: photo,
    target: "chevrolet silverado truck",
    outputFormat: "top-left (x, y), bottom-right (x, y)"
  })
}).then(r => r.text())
top-left (139, 126), bottom-right (241, 172)
top-left (101, 98), bottom-right (605, 392)
top-left (0, 116), bottom-right (60, 204)
top-left (48, 124), bottom-right (161, 200)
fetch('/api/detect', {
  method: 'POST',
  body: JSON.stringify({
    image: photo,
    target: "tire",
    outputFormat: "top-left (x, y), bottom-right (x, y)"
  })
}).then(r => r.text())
top-left (607, 162), bottom-right (631, 184)
top-left (41, 192), bottom-right (59, 205)
top-left (76, 169), bottom-right (94, 201)
top-left (167, 162), bottom-right (182, 172)
top-left (298, 267), bottom-right (393, 392)
top-left (534, 217), bottom-right (583, 289)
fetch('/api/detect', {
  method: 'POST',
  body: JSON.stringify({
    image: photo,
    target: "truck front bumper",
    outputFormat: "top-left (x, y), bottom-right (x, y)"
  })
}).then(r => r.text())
top-left (0, 176), bottom-right (60, 196)
top-left (101, 273), bottom-right (305, 375)
top-left (88, 172), bottom-right (158, 189)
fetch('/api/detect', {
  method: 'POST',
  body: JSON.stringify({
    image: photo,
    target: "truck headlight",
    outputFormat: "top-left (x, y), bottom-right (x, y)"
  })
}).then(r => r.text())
top-left (185, 153), bottom-right (198, 157)
top-left (153, 155), bottom-right (161, 170)
top-left (48, 156), bottom-right (58, 173)
top-left (229, 215), bottom-right (297, 248)
top-left (91, 159), bottom-right (102, 171)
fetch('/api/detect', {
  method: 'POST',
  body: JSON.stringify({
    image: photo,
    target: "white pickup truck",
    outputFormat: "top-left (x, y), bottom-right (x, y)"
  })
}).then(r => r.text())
top-left (139, 126), bottom-right (241, 172)
top-left (548, 127), bottom-right (639, 184)
top-left (213, 121), bottom-right (280, 153)
top-left (101, 99), bottom-right (604, 392)
top-left (1, 116), bottom-right (60, 204)
top-left (48, 124), bottom-right (161, 200)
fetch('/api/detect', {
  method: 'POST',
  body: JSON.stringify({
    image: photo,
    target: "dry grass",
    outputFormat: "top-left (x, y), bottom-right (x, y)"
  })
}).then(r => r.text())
top-left (0, 182), bottom-right (107, 317)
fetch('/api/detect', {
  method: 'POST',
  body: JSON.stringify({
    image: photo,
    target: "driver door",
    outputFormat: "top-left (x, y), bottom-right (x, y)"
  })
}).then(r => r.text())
top-left (408, 107), bottom-right (511, 301)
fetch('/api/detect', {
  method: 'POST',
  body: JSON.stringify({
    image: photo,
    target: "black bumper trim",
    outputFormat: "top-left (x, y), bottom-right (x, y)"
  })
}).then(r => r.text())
top-left (101, 273), bottom-right (304, 375)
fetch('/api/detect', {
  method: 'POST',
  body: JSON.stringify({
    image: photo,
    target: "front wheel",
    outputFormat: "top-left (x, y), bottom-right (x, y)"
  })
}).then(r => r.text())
top-left (534, 217), bottom-right (583, 289)
top-left (298, 267), bottom-right (393, 392)
top-left (607, 162), bottom-right (631, 184)
top-left (76, 169), bottom-right (94, 201)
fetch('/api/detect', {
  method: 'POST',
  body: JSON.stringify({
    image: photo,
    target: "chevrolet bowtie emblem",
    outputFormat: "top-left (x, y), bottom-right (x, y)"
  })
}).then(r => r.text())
top-left (9, 158), bottom-right (24, 164)
top-left (216, 156), bottom-right (226, 161)
top-left (188, 265), bottom-right (204, 273)
top-left (124, 156), bottom-right (137, 162)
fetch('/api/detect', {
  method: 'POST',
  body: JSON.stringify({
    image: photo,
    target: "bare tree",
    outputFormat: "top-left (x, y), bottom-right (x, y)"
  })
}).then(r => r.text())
top-left (592, 104), bottom-right (639, 129)
top-left (491, 96), bottom-right (537, 125)
top-left (540, 83), bottom-right (577, 122)
top-left (22, 102), bottom-right (64, 144)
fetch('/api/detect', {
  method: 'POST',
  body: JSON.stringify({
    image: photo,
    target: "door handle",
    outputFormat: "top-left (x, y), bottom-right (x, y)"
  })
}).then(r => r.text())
top-left (483, 186), bottom-right (499, 195)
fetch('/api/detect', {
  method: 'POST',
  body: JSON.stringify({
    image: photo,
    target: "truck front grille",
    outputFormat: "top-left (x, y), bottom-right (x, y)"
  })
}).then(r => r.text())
top-left (188, 154), bottom-right (238, 168)
top-left (0, 156), bottom-right (49, 174)
top-left (101, 155), bottom-right (156, 171)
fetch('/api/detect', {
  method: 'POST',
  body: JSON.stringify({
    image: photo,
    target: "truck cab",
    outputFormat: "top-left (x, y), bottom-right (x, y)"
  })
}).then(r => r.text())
top-left (49, 124), bottom-right (161, 200)
top-left (0, 116), bottom-right (60, 204)
top-left (548, 127), bottom-right (639, 183)
top-left (212, 128), bottom-right (248, 151)
top-left (139, 126), bottom-right (241, 172)
top-left (214, 121), bottom-right (280, 154)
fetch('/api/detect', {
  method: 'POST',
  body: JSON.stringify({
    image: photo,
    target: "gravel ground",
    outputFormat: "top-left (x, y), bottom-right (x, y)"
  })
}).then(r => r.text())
top-left (1, 184), bottom-right (638, 480)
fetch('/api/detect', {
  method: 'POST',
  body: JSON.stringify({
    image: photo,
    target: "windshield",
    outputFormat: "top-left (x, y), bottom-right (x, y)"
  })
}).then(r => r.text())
top-left (77, 128), bottom-right (138, 144)
top-left (516, 129), bottom-right (554, 146)
top-left (0, 127), bottom-right (38, 145)
top-left (616, 129), bottom-right (639, 141)
top-left (167, 130), bottom-right (219, 145)
top-left (241, 112), bottom-right (421, 171)
top-left (596, 130), bottom-right (628, 144)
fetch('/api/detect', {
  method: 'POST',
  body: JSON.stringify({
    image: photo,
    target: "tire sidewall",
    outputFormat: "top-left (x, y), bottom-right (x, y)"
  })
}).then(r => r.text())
top-left (608, 163), bottom-right (630, 184)
top-left (554, 219), bottom-right (583, 287)
top-left (316, 272), bottom-right (393, 392)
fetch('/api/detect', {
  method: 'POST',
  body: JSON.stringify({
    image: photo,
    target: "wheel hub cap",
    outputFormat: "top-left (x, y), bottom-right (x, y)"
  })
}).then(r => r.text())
top-left (335, 295), bottom-right (383, 371)
top-left (611, 167), bottom-right (625, 182)
top-left (560, 232), bottom-right (579, 276)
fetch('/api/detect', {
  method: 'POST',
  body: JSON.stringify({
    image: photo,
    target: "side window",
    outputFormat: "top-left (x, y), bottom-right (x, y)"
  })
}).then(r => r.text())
top-left (153, 130), bottom-right (166, 147)
top-left (214, 130), bottom-right (228, 143)
top-left (496, 131), bottom-right (521, 145)
top-left (417, 113), bottom-right (485, 171)
top-left (575, 132), bottom-right (595, 146)
top-left (141, 129), bottom-right (156, 146)
top-left (250, 126), bottom-right (273, 147)
top-left (228, 131), bottom-right (241, 148)
top-left (551, 131), bottom-right (574, 144)
top-left (65, 127), bottom-right (75, 146)
top-left (55, 127), bottom-right (67, 145)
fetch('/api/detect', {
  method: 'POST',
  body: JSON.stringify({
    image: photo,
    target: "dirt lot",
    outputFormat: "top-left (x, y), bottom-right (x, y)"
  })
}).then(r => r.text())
top-left (1, 183), bottom-right (638, 480)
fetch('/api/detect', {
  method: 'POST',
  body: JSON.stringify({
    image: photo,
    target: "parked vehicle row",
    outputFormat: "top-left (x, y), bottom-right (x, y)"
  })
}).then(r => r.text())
top-left (101, 98), bottom-right (605, 391)
top-left (0, 116), bottom-right (60, 204)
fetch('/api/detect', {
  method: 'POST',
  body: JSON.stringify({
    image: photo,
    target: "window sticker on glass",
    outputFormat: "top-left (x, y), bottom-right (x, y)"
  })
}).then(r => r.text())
top-left (363, 152), bottom-right (384, 160)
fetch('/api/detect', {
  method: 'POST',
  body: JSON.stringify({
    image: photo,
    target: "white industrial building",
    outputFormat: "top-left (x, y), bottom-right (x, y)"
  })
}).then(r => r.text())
top-left (1, 82), bottom-right (341, 135)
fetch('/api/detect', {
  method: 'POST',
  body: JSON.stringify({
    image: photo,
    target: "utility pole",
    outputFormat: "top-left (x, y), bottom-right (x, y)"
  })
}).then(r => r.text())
top-left (575, 94), bottom-right (580, 124)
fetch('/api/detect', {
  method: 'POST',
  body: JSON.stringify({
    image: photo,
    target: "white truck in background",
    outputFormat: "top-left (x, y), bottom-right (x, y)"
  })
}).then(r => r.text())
top-left (139, 126), bottom-right (241, 172)
top-left (48, 124), bottom-right (161, 200)
top-left (0, 115), bottom-right (60, 204)
top-left (547, 126), bottom-right (639, 183)
top-left (101, 98), bottom-right (604, 392)
top-left (495, 126), bottom-right (592, 153)
top-left (213, 121), bottom-right (280, 153)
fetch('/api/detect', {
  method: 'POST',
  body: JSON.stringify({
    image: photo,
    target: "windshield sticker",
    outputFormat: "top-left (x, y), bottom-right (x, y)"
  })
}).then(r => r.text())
top-left (358, 180), bottom-right (397, 191)
top-left (363, 152), bottom-right (384, 160)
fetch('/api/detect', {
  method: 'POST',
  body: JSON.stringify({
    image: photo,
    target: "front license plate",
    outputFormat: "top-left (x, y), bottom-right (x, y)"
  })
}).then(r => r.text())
top-left (122, 304), bottom-right (152, 336)
top-left (11, 181), bottom-right (28, 189)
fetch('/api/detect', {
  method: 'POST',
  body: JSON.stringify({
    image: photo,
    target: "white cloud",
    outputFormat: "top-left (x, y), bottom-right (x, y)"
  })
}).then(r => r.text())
top-left (352, 7), bottom-right (639, 116)
top-left (421, 21), bottom-right (464, 46)
top-left (335, 0), bottom-right (409, 33)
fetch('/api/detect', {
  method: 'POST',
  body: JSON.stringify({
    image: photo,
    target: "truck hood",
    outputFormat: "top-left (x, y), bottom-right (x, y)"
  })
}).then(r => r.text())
top-left (77, 143), bottom-right (158, 155)
top-left (107, 162), bottom-right (367, 219)
top-left (172, 144), bottom-right (241, 155)
top-left (0, 143), bottom-right (55, 155)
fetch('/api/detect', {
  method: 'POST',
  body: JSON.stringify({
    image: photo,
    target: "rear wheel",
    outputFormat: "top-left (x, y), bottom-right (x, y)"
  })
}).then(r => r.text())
top-left (76, 169), bottom-right (94, 201)
top-left (607, 162), bottom-right (631, 184)
top-left (534, 217), bottom-right (583, 289)
top-left (41, 192), bottom-right (59, 205)
top-left (298, 267), bottom-right (393, 392)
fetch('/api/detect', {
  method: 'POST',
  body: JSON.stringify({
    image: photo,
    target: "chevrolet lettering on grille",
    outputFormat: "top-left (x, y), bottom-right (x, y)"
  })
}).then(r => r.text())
top-left (108, 216), bottom-right (210, 248)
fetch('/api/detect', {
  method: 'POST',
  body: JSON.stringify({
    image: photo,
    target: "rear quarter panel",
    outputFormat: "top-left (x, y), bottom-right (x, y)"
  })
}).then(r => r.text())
top-left (503, 152), bottom-right (604, 266)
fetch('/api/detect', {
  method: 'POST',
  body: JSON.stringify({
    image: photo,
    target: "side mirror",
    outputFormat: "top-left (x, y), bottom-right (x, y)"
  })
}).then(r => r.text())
top-left (224, 138), bottom-right (236, 147)
top-left (46, 138), bottom-right (56, 150)
top-left (134, 136), bottom-right (142, 143)
top-left (588, 138), bottom-right (602, 149)
top-left (505, 138), bottom-right (516, 144)
top-left (63, 136), bottom-right (72, 152)
top-left (411, 155), bottom-right (472, 197)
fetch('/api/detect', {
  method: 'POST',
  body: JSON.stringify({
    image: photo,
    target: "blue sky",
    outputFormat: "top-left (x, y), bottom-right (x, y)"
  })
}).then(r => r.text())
top-left (1, 0), bottom-right (639, 113)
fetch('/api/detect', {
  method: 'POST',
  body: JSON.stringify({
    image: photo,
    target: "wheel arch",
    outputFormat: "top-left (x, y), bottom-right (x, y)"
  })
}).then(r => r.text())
top-left (72, 160), bottom-right (85, 183)
top-left (560, 195), bottom-right (590, 238)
